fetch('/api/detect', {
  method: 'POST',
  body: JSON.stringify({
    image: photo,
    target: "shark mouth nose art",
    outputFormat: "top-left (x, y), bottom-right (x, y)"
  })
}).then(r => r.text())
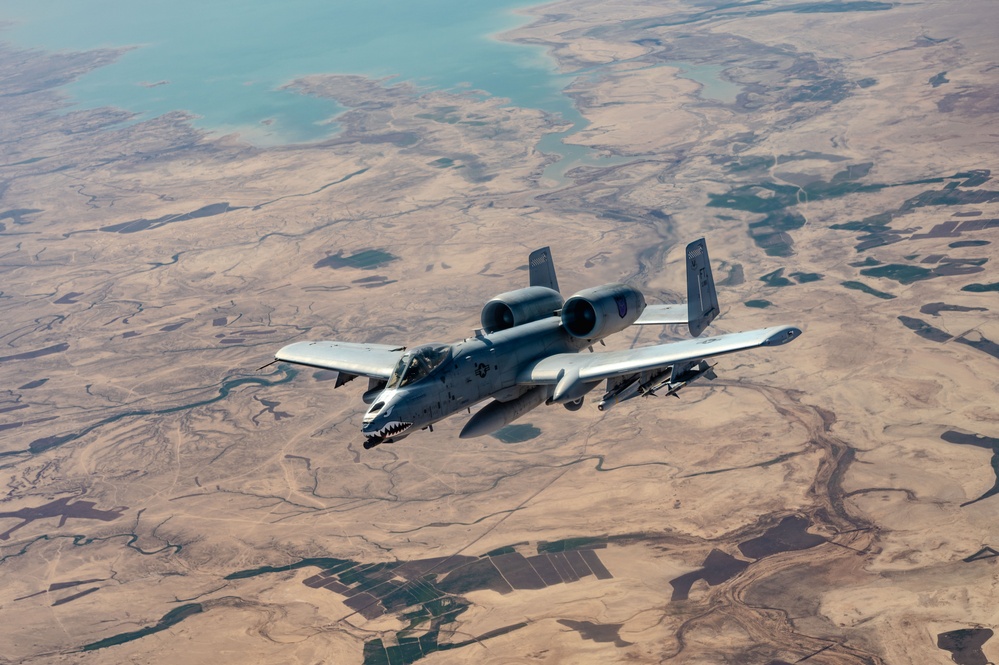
top-left (371, 421), bottom-right (412, 438)
top-left (363, 421), bottom-right (414, 449)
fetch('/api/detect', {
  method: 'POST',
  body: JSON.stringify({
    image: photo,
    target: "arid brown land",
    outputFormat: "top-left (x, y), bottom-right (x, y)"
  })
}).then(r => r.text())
top-left (0, 1), bottom-right (997, 663)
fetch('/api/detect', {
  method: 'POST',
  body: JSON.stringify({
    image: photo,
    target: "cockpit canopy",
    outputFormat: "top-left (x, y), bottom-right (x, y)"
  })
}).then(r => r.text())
top-left (386, 344), bottom-right (451, 389)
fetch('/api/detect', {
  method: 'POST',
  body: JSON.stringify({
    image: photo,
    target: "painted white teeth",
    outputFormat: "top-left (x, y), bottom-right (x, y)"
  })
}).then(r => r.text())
top-left (374, 421), bottom-right (412, 437)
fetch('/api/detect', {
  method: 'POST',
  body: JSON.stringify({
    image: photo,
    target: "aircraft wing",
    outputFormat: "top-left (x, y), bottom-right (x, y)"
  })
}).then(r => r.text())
top-left (275, 341), bottom-right (405, 379)
top-left (517, 325), bottom-right (800, 385)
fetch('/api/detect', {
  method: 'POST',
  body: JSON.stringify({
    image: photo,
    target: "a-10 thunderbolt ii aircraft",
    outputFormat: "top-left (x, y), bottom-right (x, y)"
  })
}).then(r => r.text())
top-left (274, 239), bottom-right (800, 449)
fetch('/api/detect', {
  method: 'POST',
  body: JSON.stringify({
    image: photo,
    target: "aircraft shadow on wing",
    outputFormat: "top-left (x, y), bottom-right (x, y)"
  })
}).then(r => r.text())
top-left (274, 239), bottom-right (801, 449)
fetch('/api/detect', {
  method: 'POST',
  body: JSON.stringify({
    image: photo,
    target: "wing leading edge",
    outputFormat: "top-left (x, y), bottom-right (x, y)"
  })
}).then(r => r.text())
top-left (517, 325), bottom-right (801, 385)
top-left (275, 341), bottom-right (405, 379)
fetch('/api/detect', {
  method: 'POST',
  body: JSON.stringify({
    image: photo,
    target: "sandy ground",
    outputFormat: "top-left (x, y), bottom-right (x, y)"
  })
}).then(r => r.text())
top-left (0, 1), bottom-right (997, 663)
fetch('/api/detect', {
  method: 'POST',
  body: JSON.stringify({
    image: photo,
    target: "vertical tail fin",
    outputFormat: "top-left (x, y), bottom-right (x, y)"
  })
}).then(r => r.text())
top-left (528, 246), bottom-right (560, 293)
top-left (685, 238), bottom-right (719, 337)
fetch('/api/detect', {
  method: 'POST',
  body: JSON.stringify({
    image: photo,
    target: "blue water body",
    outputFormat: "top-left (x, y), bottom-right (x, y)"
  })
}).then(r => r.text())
top-left (0, 0), bottom-right (578, 146)
top-left (668, 62), bottom-right (740, 103)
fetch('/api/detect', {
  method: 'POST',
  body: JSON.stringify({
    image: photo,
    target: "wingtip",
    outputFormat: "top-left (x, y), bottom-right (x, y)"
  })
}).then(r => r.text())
top-left (762, 326), bottom-right (802, 346)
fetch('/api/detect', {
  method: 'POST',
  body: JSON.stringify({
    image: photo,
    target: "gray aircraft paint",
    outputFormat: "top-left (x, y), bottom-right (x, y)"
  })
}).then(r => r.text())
top-left (274, 239), bottom-right (801, 449)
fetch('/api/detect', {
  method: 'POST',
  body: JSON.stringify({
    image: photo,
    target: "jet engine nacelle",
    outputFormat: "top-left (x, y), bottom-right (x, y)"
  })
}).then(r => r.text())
top-left (481, 286), bottom-right (564, 333)
top-left (561, 283), bottom-right (646, 340)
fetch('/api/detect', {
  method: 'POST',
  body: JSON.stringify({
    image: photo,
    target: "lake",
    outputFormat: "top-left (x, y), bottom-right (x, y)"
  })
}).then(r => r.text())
top-left (0, 0), bottom-right (572, 144)
top-left (0, 1), bottom-right (740, 180)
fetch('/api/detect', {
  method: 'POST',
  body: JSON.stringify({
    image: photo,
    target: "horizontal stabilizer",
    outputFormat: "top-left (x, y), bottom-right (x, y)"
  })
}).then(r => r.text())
top-left (634, 303), bottom-right (688, 325)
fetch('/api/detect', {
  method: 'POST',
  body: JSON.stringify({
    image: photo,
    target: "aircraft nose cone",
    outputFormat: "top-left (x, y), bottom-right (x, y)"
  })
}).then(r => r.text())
top-left (361, 402), bottom-right (414, 440)
top-left (362, 410), bottom-right (390, 432)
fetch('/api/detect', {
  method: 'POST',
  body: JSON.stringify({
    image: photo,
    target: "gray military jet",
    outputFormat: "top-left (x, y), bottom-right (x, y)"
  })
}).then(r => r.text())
top-left (274, 239), bottom-right (800, 449)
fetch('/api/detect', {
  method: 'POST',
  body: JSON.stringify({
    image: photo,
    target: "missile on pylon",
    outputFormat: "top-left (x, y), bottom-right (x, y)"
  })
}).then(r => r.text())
top-left (661, 361), bottom-right (717, 398)
top-left (597, 369), bottom-right (670, 411)
top-left (597, 376), bottom-right (642, 411)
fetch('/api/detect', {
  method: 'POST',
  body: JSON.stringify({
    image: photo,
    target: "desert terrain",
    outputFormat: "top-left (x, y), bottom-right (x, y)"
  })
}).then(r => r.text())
top-left (1, 1), bottom-right (997, 663)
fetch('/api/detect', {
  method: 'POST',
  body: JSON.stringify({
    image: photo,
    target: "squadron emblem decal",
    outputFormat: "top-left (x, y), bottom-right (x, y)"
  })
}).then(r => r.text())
top-left (615, 295), bottom-right (628, 318)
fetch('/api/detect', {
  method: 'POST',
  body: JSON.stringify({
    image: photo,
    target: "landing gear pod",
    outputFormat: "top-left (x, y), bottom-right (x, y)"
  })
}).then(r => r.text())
top-left (561, 283), bottom-right (646, 340)
top-left (459, 386), bottom-right (549, 439)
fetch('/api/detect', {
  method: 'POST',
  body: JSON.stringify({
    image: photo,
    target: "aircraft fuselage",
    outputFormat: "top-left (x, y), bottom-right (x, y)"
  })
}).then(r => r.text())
top-left (361, 316), bottom-right (593, 445)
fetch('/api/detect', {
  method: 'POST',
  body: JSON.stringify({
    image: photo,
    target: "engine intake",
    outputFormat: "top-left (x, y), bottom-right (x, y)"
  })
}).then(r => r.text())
top-left (481, 286), bottom-right (564, 333)
top-left (561, 283), bottom-right (645, 339)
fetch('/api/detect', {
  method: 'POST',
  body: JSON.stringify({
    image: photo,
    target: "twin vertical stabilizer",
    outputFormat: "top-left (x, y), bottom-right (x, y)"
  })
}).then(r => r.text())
top-left (685, 238), bottom-right (719, 337)
top-left (530, 240), bottom-right (720, 337)
top-left (528, 246), bottom-right (560, 293)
